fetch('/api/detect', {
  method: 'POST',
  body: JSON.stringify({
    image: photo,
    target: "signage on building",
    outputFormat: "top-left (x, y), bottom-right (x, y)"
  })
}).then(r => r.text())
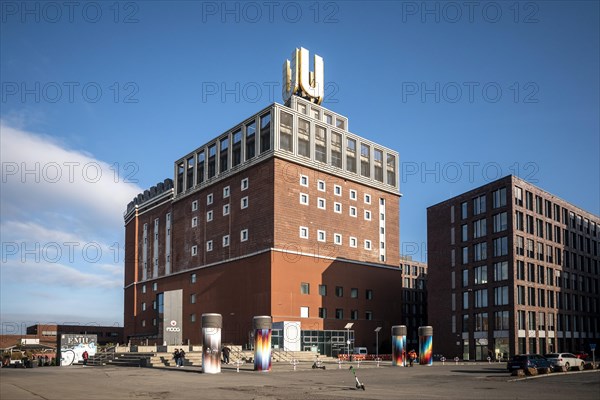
top-left (282, 47), bottom-right (324, 105)
top-left (58, 334), bottom-right (97, 366)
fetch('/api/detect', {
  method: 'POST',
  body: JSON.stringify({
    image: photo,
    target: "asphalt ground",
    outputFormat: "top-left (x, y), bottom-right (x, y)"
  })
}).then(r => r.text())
top-left (1, 360), bottom-right (599, 399)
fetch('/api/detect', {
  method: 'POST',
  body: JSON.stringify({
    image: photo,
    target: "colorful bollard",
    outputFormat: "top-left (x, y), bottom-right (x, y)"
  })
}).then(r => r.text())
top-left (418, 326), bottom-right (433, 366)
top-left (253, 316), bottom-right (272, 372)
top-left (392, 325), bottom-right (407, 367)
top-left (201, 313), bottom-right (222, 374)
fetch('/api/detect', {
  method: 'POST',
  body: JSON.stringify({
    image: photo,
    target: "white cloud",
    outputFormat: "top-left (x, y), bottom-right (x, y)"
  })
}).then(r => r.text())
top-left (0, 122), bottom-right (143, 326)
top-left (0, 122), bottom-right (142, 231)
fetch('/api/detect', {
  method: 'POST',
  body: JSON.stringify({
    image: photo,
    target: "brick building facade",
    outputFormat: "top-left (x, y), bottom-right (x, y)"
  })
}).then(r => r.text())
top-left (427, 175), bottom-right (599, 360)
top-left (123, 95), bottom-right (404, 353)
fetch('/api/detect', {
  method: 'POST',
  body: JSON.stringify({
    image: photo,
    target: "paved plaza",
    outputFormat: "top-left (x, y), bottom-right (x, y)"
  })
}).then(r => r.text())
top-left (1, 361), bottom-right (599, 400)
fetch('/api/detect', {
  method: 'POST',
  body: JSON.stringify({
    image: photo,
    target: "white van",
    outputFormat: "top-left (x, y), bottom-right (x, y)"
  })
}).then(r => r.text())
top-left (353, 347), bottom-right (368, 355)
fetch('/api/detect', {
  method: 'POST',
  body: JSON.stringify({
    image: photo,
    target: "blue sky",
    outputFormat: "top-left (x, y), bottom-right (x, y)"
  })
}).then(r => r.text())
top-left (1, 1), bottom-right (598, 332)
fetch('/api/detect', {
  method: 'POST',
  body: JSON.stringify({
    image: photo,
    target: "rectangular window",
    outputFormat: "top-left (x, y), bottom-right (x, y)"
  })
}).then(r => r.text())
top-left (493, 237), bottom-right (508, 257)
top-left (259, 112), bottom-right (271, 153)
top-left (232, 129), bottom-right (242, 167)
top-left (374, 148), bottom-right (384, 182)
top-left (334, 233), bottom-right (342, 245)
top-left (241, 196), bottom-right (249, 209)
top-left (364, 210), bottom-right (371, 221)
top-left (351, 310), bottom-right (359, 320)
top-left (191, 245), bottom-right (198, 256)
top-left (299, 226), bottom-right (309, 239)
top-left (517, 285), bottom-right (525, 305)
top-left (279, 111), bottom-right (293, 152)
top-left (334, 202), bottom-right (342, 213)
top-left (349, 237), bottom-right (357, 248)
top-left (241, 177), bottom-right (249, 191)
top-left (219, 136), bottom-right (229, 173)
top-left (240, 229), bottom-right (248, 242)
top-left (492, 187), bottom-right (507, 208)
top-left (191, 273), bottom-right (197, 283)
top-left (473, 242), bottom-right (487, 261)
top-left (334, 184), bottom-right (342, 196)
top-left (317, 180), bottom-right (326, 192)
top-left (335, 286), bottom-right (343, 297)
top-left (346, 138), bottom-right (357, 173)
top-left (461, 201), bottom-right (468, 219)
top-left (207, 210), bottom-right (213, 222)
top-left (246, 120), bottom-right (256, 160)
top-left (223, 186), bottom-right (230, 198)
top-left (462, 247), bottom-right (469, 264)
top-left (317, 198), bottom-right (326, 210)
top-left (317, 230), bottom-right (326, 242)
top-left (515, 186), bottom-right (523, 206)
top-left (319, 308), bottom-right (327, 318)
top-left (494, 286), bottom-right (509, 305)
top-left (473, 195), bottom-right (486, 215)
top-left (222, 235), bottom-right (230, 247)
top-left (493, 261), bottom-right (508, 281)
top-left (300, 282), bottom-right (310, 294)
top-left (190, 293), bottom-right (196, 304)
top-left (349, 206), bottom-right (357, 217)
top-left (474, 289), bottom-right (488, 308)
top-left (462, 224), bottom-right (468, 241)
top-left (364, 240), bottom-right (372, 250)
top-left (207, 144), bottom-right (216, 178)
top-left (298, 118), bottom-right (311, 157)
top-left (315, 125), bottom-right (327, 163)
top-left (192, 200), bottom-right (198, 211)
top-left (366, 289), bottom-right (373, 300)
top-left (206, 240), bottom-right (213, 252)
top-left (335, 309), bottom-right (343, 319)
top-left (493, 212), bottom-right (507, 232)
top-left (473, 219), bottom-right (487, 238)
top-left (351, 288), bottom-right (358, 298)
top-left (191, 217), bottom-right (198, 228)
top-left (319, 285), bottom-right (327, 296)
top-left (474, 265), bottom-right (488, 285)
top-left (223, 204), bottom-right (230, 216)
top-left (360, 143), bottom-right (370, 178)
top-left (350, 190), bottom-right (357, 201)
top-left (300, 306), bottom-right (309, 318)
top-left (300, 193), bottom-right (309, 205)
top-left (330, 132), bottom-right (342, 168)
top-left (386, 154), bottom-right (396, 186)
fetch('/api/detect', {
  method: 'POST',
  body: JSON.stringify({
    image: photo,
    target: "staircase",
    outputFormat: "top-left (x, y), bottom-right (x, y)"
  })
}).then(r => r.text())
top-left (106, 353), bottom-right (153, 367)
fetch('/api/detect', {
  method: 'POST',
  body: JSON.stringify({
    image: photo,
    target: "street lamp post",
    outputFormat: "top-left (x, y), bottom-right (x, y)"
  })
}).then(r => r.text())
top-left (374, 327), bottom-right (382, 360)
top-left (344, 323), bottom-right (354, 360)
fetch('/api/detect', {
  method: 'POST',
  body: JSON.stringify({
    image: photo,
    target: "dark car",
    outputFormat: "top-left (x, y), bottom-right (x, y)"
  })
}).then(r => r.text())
top-left (507, 354), bottom-right (551, 371)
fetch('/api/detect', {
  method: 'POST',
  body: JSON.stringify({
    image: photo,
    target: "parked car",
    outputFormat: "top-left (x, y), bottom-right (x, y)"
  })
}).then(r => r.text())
top-left (574, 351), bottom-right (589, 360)
top-left (544, 353), bottom-right (585, 370)
top-left (507, 354), bottom-right (551, 371)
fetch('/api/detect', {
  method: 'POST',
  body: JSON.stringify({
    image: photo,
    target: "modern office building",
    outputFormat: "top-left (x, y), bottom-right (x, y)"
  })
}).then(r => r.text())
top-left (427, 175), bottom-right (599, 360)
top-left (399, 256), bottom-right (428, 349)
top-left (123, 49), bottom-right (404, 353)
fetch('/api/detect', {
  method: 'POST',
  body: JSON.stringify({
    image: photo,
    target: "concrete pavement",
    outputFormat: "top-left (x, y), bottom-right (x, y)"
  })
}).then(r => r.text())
top-left (1, 360), bottom-right (599, 399)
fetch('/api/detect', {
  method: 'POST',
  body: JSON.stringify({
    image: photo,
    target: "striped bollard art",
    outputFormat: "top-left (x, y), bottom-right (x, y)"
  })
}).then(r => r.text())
top-left (392, 325), bottom-right (407, 367)
top-left (202, 313), bottom-right (222, 374)
top-left (253, 316), bottom-right (272, 372)
top-left (418, 326), bottom-right (433, 366)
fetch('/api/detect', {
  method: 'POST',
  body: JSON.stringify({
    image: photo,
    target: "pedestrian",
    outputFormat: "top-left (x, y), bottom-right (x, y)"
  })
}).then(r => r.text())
top-left (178, 348), bottom-right (186, 367)
top-left (172, 348), bottom-right (180, 367)
top-left (222, 346), bottom-right (231, 364)
top-left (408, 349), bottom-right (417, 367)
top-left (82, 350), bottom-right (89, 366)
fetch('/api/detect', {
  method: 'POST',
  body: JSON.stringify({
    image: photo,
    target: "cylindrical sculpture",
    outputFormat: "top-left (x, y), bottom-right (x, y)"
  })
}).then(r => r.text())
top-left (202, 313), bottom-right (222, 374)
top-left (253, 316), bottom-right (272, 372)
top-left (418, 326), bottom-right (433, 366)
top-left (391, 325), bottom-right (407, 367)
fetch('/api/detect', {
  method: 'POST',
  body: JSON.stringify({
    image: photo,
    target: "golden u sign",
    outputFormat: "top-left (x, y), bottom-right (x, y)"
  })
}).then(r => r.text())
top-left (282, 47), bottom-right (324, 105)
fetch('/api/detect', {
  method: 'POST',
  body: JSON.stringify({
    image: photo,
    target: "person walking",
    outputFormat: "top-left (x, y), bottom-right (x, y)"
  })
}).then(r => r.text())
top-left (408, 349), bottom-right (417, 367)
top-left (82, 350), bottom-right (89, 366)
top-left (222, 346), bottom-right (231, 364)
top-left (178, 348), bottom-right (186, 367)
